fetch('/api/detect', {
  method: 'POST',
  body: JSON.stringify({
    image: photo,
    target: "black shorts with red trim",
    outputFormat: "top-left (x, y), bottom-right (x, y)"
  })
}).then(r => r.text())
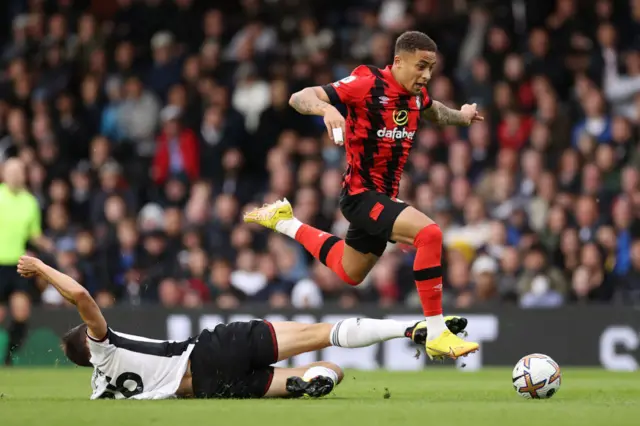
top-left (339, 189), bottom-right (409, 257)
top-left (190, 320), bottom-right (278, 399)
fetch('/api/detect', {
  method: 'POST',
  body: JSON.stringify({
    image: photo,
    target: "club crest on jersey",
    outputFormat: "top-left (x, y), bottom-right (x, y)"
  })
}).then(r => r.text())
top-left (377, 127), bottom-right (415, 140)
top-left (392, 110), bottom-right (409, 126)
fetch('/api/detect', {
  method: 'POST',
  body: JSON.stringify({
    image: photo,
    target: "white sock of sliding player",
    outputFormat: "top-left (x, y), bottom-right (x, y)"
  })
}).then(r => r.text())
top-left (303, 366), bottom-right (339, 384)
top-left (329, 318), bottom-right (415, 348)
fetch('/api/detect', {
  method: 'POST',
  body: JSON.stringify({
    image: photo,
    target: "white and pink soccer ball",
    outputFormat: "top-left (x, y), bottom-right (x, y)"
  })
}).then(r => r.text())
top-left (512, 353), bottom-right (562, 399)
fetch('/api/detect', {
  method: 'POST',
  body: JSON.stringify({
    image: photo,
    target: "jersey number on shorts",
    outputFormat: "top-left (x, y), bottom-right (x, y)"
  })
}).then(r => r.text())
top-left (104, 372), bottom-right (144, 398)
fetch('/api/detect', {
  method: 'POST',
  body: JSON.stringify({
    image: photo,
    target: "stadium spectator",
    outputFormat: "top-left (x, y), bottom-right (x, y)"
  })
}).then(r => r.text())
top-left (0, 0), bottom-right (638, 323)
top-left (152, 105), bottom-right (199, 186)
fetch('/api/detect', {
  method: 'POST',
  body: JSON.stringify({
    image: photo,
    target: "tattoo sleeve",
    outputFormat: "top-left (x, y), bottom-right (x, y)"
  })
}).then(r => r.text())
top-left (289, 87), bottom-right (333, 116)
top-left (421, 100), bottom-right (470, 126)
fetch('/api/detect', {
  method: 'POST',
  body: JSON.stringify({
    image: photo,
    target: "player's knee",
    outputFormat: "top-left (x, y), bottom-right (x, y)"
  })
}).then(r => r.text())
top-left (413, 223), bottom-right (442, 248)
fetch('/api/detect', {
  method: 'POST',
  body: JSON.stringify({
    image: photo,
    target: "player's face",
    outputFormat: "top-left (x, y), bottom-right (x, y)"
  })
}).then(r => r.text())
top-left (395, 50), bottom-right (437, 94)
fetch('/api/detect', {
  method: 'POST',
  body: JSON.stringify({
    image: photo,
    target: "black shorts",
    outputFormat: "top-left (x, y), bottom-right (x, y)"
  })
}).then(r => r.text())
top-left (190, 320), bottom-right (278, 399)
top-left (0, 264), bottom-right (32, 303)
top-left (340, 190), bottom-right (409, 257)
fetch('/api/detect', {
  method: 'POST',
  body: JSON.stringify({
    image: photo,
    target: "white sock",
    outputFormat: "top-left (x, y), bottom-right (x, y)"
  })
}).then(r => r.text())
top-left (425, 314), bottom-right (447, 341)
top-left (275, 217), bottom-right (303, 239)
top-left (329, 318), bottom-right (415, 348)
top-left (303, 366), bottom-right (338, 385)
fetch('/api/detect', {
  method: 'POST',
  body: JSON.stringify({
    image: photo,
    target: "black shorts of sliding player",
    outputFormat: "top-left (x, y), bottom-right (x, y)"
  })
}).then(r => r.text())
top-left (190, 320), bottom-right (278, 399)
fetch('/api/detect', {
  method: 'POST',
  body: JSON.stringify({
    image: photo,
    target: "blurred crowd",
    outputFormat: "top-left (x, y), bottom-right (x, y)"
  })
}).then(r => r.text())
top-left (0, 0), bottom-right (639, 310)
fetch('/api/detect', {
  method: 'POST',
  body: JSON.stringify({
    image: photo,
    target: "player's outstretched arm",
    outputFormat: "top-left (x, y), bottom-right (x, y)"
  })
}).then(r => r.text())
top-left (289, 86), bottom-right (334, 115)
top-left (17, 255), bottom-right (107, 340)
top-left (422, 100), bottom-right (484, 126)
top-left (289, 87), bottom-right (346, 145)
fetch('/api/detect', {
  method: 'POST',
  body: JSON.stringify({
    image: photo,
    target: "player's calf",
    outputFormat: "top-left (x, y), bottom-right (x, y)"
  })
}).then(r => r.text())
top-left (411, 224), bottom-right (478, 360)
top-left (390, 207), bottom-right (447, 339)
top-left (273, 317), bottom-right (434, 360)
top-left (293, 223), bottom-right (363, 285)
top-left (391, 206), bottom-right (479, 359)
top-left (243, 199), bottom-right (366, 285)
top-left (413, 223), bottom-right (447, 339)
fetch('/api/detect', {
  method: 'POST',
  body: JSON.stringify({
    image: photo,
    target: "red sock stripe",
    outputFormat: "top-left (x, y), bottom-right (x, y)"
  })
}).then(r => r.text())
top-left (414, 266), bottom-right (443, 281)
top-left (319, 236), bottom-right (341, 265)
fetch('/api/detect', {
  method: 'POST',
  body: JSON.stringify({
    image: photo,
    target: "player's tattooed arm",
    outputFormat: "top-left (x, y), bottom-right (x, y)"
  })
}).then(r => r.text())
top-left (421, 100), bottom-right (484, 126)
top-left (290, 87), bottom-right (347, 145)
top-left (421, 101), bottom-right (468, 125)
top-left (289, 87), bottom-right (334, 115)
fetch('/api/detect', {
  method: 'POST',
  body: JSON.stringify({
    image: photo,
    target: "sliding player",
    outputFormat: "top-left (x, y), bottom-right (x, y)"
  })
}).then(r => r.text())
top-left (17, 255), bottom-right (467, 399)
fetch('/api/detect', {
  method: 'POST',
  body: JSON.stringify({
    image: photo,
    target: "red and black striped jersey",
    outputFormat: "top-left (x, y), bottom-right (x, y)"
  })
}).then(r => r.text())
top-left (321, 65), bottom-right (432, 198)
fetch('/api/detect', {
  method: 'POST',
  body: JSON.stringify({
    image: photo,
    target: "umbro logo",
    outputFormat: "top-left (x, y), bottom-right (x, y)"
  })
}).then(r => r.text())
top-left (379, 96), bottom-right (389, 104)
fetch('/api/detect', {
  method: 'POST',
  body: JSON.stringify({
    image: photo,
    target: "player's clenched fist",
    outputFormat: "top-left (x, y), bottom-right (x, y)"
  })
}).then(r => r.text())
top-left (460, 103), bottom-right (484, 126)
top-left (323, 106), bottom-right (347, 146)
top-left (17, 255), bottom-right (43, 278)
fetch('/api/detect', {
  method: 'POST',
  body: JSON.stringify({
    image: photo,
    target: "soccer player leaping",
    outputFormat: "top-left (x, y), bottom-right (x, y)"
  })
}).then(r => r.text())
top-left (244, 31), bottom-right (483, 361)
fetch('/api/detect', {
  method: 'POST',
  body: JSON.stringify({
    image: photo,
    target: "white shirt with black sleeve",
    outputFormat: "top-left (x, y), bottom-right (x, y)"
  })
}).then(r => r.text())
top-left (88, 328), bottom-right (196, 400)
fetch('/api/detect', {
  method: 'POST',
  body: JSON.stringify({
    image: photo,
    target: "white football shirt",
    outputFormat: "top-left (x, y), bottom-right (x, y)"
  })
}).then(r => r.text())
top-left (88, 328), bottom-right (196, 400)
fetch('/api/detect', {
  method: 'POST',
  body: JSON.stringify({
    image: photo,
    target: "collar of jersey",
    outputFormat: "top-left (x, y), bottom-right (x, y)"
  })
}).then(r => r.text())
top-left (382, 66), bottom-right (411, 95)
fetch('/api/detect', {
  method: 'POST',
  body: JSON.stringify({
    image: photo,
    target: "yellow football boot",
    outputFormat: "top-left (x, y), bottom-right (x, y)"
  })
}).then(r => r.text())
top-left (405, 316), bottom-right (468, 344)
top-left (425, 330), bottom-right (479, 360)
top-left (243, 198), bottom-right (293, 230)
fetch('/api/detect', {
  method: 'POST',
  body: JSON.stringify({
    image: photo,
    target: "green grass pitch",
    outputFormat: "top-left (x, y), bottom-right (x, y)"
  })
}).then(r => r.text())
top-left (1, 368), bottom-right (639, 426)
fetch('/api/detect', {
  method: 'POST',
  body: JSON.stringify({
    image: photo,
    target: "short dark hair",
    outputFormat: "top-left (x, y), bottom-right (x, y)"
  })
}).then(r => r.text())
top-left (61, 324), bottom-right (92, 367)
top-left (395, 31), bottom-right (437, 54)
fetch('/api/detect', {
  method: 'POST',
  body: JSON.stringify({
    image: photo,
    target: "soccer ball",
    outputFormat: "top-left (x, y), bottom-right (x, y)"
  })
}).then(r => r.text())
top-left (512, 353), bottom-right (561, 399)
